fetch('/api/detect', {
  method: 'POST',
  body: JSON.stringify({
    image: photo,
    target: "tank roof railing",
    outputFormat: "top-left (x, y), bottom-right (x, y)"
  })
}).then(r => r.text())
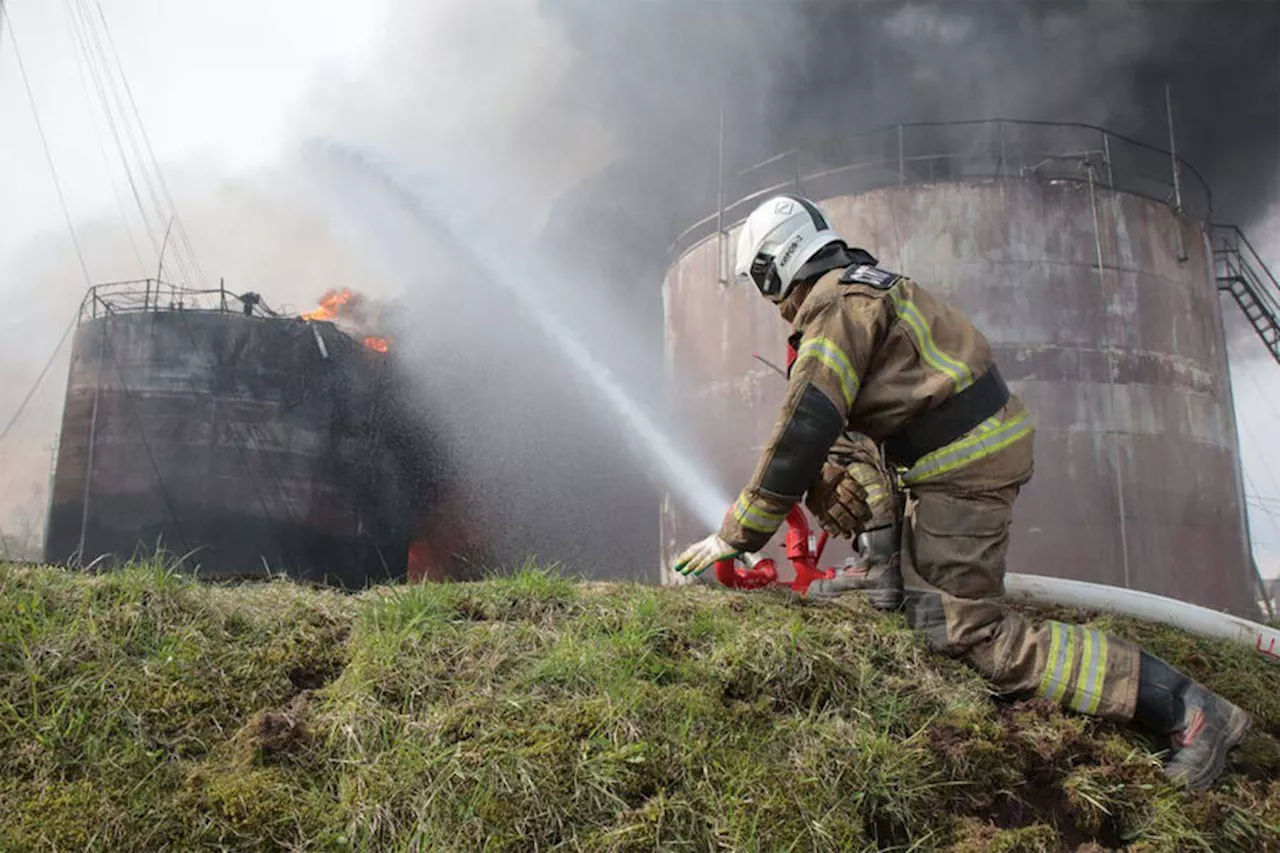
top-left (77, 279), bottom-right (284, 325)
top-left (673, 118), bottom-right (1213, 261)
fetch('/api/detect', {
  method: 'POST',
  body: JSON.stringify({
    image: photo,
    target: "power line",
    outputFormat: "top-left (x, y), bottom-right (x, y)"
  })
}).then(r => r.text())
top-left (65, 0), bottom-right (204, 291)
top-left (61, 0), bottom-right (147, 277)
top-left (68, 0), bottom-right (182, 279)
top-left (63, 0), bottom-right (162, 261)
top-left (83, 0), bottom-right (208, 292)
top-left (91, 0), bottom-right (209, 292)
top-left (2, 3), bottom-right (94, 288)
top-left (0, 315), bottom-right (77, 450)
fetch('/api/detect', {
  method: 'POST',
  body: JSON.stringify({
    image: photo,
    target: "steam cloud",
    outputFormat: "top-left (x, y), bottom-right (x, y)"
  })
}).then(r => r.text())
top-left (2, 0), bottom-right (1277, 575)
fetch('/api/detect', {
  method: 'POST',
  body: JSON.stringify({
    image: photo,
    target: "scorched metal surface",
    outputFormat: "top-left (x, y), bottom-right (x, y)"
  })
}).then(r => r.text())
top-left (44, 309), bottom-right (437, 586)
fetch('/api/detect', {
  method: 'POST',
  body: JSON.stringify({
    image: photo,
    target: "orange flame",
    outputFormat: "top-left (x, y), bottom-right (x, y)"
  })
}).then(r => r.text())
top-left (363, 336), bottom-right (390, 353)
top-left (302, 288), bottom-right (354, 321)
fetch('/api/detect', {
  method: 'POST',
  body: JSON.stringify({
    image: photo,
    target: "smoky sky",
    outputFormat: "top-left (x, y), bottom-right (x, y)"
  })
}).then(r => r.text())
top-left (540, 0), bottom-right (1278, 288)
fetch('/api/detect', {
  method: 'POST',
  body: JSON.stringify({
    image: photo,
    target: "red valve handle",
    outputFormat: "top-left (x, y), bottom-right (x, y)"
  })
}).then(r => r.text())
top-left (713, 506), bottom-right (836, 594)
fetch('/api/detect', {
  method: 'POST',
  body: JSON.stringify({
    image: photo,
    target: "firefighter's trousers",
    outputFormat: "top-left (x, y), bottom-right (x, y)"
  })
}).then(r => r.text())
top-left (899, 419), bottom-right (1141, 720)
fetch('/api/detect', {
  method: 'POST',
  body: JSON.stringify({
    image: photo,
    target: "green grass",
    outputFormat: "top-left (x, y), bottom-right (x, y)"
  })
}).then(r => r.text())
top-left (0, 560), bottom-right (1277, 852)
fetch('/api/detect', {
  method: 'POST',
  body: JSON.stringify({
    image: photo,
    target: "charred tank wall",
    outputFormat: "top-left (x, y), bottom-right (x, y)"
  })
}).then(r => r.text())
top-left (44, 311), bottom-right (440, 586)
top-left (663, 179), bottom-right (1255, 615)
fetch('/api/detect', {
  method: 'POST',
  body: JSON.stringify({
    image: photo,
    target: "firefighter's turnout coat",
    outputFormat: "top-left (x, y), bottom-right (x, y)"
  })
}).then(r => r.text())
top-left (719, 262), bottom-right (1139, 720)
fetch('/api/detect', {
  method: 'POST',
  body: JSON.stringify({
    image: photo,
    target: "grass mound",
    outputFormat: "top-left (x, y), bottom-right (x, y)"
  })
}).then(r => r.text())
top-left (1, 560), bottom-right (1277, 852)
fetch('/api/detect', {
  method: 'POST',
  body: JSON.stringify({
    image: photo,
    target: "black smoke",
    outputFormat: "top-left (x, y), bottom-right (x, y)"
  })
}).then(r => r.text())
top-left (541, 0), bottom-right (1278, 292)
top-left (525, 0), bottom-right (1278, 576)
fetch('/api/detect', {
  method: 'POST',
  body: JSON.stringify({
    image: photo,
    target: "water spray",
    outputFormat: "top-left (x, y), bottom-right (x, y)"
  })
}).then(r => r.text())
top-left (301, 140), bottom-right (733, 534)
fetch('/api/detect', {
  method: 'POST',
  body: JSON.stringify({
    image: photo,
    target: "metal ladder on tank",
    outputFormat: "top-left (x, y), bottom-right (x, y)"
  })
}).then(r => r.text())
top-left (1213, 225), bottom-right (1280, 618)
top-left (1214, 224), bottom-right (1280, 365)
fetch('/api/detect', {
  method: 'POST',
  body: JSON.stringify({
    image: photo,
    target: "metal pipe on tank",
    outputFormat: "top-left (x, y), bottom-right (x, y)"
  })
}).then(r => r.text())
top-left (996, 121), bottom-right (1006, 179)
top-left (1101, 131), bottom-right (1114, 187)
top-left (716, 103), bottom-right (726, 285)
top-left (1166, 85), bottom-right (1183, 213)
top-left (1165, 86), bottom-right (1190, 263)
top-left (1085, 163), bottom-right (1133, 589)
top-left (897, 124), bottom-right (905, 185)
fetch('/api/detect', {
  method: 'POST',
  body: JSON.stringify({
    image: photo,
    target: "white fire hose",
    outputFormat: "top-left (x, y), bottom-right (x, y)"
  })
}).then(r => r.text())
top-left (707, 511), bottom-right (1280, 666)
top-left (1004, 572), bottom-right (1280, 667)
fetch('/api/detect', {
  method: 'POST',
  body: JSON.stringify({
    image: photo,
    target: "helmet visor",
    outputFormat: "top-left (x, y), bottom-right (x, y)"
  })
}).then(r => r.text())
top-left (749, 252), bottom-right (783, 300)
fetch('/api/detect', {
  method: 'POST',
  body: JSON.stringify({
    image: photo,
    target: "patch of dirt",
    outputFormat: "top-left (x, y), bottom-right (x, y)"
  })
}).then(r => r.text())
top-left (242, 692), bottom-right (312, 762)
top-left (927, 722), bottom-right (973, 763)
top-left (934, 700), bottom-right (1126, 851)
top-left (983, 782), bottom-right (1122, 852)
top-left (288, 663), bottom-right (340, 691)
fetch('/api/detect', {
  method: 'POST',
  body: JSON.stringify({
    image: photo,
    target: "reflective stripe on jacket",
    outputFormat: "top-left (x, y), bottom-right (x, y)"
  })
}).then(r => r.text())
top-left (719, 265), bottom-right (1033, 552)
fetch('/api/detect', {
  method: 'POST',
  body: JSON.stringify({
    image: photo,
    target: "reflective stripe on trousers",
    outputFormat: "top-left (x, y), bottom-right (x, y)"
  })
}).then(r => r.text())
top-left (1036, 622), bottom-right (1113, 715)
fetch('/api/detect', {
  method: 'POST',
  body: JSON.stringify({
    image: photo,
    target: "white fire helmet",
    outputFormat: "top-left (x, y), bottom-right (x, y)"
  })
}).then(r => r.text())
top-left (734, 194), bottom-right (842, 302)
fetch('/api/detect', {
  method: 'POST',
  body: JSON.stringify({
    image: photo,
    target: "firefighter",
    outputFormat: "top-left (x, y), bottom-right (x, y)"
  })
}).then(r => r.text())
top-left (673, 194), bottom-right (1251, 790)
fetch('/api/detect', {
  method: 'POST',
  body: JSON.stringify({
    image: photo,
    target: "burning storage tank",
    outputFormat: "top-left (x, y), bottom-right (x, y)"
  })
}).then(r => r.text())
top-left (44, 282), bottom-right (459, 586)
top-left (662, 120), bottom-right (1256, 615)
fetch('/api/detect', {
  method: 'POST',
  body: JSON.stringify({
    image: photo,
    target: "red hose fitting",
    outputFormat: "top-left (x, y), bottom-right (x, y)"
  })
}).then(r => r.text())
top-left (712, 506), bottom-right (835, 594)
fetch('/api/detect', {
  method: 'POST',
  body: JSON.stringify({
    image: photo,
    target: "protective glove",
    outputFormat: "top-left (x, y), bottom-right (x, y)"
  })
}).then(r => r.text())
top-left (805, 461), bottom-right (873, 539)
top-left (673, 533), bottom-right (740, 577)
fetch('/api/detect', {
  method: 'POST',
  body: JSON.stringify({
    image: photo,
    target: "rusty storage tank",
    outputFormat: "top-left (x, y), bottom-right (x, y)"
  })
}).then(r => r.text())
top-left (662, 120), bottom-right (1256, 615)
top-left (44, 283), bottom-right (442, 586)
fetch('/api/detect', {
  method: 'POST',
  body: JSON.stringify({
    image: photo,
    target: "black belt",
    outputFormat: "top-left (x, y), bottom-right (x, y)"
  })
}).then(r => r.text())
top-left (883, 365), bottom-right (1010, 467)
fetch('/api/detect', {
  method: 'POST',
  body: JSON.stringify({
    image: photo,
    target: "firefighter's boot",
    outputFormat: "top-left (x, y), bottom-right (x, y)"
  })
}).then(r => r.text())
top-left (808, 525), bottom-right (902, 610)
top-left (1133, 651), bottom-right (1251, 790)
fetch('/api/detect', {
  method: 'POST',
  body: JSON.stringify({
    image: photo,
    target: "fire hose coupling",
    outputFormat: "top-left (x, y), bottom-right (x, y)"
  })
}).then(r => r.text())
top-left (713, 506), bottom-right (835, 594)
